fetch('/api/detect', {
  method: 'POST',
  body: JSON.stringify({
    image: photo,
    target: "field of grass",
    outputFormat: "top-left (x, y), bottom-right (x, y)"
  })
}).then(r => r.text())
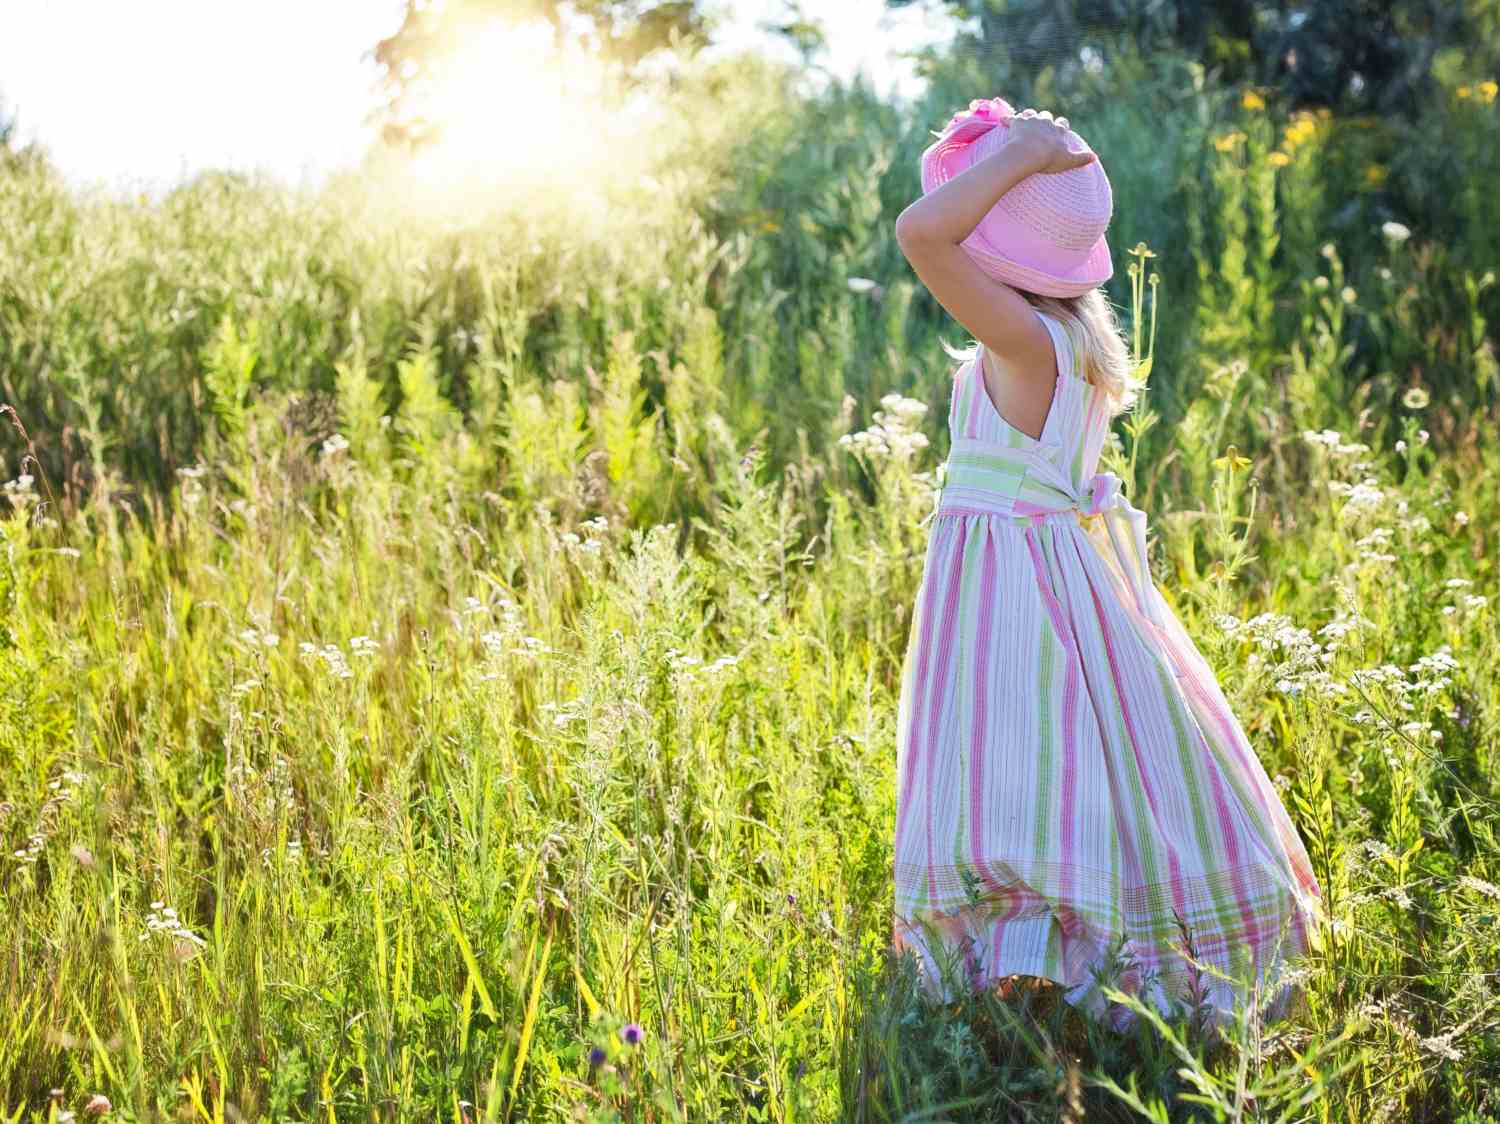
top-left (3, 42), bottom-right (1500, 1123)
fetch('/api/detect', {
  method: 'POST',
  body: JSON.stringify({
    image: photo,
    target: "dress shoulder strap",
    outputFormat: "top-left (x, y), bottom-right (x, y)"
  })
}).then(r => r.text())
top-left (1034, 309), bottom-right (1083, 386)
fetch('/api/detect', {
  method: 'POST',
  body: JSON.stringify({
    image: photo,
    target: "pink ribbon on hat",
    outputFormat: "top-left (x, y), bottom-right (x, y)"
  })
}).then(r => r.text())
top-left (948, 97), bottom-right (1015, 129)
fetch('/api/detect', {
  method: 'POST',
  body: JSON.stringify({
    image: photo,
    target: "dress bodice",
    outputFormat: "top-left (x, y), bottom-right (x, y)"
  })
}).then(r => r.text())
top-left (946, 309), bottom-right (1113, 495)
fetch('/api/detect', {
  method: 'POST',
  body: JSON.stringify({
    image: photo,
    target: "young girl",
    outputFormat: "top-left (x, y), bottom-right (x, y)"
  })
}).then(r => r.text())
top-left (890, 98), bottom-right (1323, 1033)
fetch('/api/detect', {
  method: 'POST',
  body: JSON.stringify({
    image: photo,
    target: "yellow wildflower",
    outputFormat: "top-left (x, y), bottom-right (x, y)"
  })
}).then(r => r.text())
top-left (1365, 164), bottom-right (1388, 186)
top-left (1268, 151), bottom-right (1291, 168)
top-left (1214, 445), bottom-right (1252, 473)
top-left (1284, 118), bottom-right (1318, 148)
top-left (1213, 130), bottom-right (1246, 152)
top-left (1480, 80), bottom-right (1498, 104)
top-left (1242, 90), bottom-right (1266, 111)
top-left (1458, 85), bottom-right (1473, 100)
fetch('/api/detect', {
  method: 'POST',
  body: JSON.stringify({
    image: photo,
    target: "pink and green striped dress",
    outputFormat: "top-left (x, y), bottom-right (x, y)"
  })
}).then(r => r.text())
top-left (892, 308), bottom-right (1323, 1028)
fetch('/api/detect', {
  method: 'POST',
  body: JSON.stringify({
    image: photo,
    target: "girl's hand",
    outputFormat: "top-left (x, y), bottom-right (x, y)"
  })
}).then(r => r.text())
top-left (1005, 108), bottom-right (1097, 175)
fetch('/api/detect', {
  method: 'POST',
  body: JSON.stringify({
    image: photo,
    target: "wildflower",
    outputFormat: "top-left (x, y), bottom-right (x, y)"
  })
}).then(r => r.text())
top-left (1364, 164), bottom-right (1387, 187)
top-left (1313, 275), bottom-right (1329, 290)
top-left (84, 1095), bottom-right (111, 1116)
top-left (1320, 242), bottom-right (1337, 259)
top-left (512, 636), bottom-right (549, 658)
top-left (2, 474), bottom-right (36, 511)
top-left (141, 902), bottom-right (207, 948)
top-left (588, 1045), bottom-right (607, 1068)
top-left (620, 1022), bottom-right (644, 1046)
top-left (349, 635), bottom-right (379, 657)
top-left (321, 433), bottom-right (350, 456)
top-left (1213, 130), bottom-right (1245, 152)
top-left (1381, 221), bottom-right (1411, 243)
top-left (237, 627), bottom-right (279, 649)
top-left (1458, 874), bottom-right (1500, 901)
top-left (841, 395), bottom-right (930, 460)
top-left (1268, 151), bottom-right (1291, 167)
top-left (1455, 511), bottom-right (1470, 526)
top-left (1241, 89), bottom-right (1266, 110)
top-left (1283, 117), bottom-right (1317, 148)
top-left (1213, 445), bottom-right (1251, 473)
top-left (1341, 286), bottom-right (1357, 304)
top-left (1458, 84), bottom-right (1473, 100)
top-left (1401, 386), bottom-right (1430, 410)
top-left (1479, 80), bottom-right (1498, 105)
top-left (318, 644), bottom-right (353, 679)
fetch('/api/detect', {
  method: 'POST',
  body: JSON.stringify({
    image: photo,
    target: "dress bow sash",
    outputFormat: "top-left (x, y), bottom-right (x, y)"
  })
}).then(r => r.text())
top-left (934, 438), bottom-right (1166, 630)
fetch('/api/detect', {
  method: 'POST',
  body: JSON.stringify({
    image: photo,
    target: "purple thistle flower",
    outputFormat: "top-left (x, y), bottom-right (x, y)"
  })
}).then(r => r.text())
top-left (588, 1045), bottom-right (607, 1068)
top-left (620, 1021), bottom-right (644, 1046)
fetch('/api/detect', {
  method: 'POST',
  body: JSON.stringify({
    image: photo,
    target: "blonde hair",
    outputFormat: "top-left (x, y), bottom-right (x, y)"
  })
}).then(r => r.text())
top-left (943, 287), bottom-right (1143, 416)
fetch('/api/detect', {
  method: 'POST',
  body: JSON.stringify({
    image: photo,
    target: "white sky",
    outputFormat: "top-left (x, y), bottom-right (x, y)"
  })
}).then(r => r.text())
top-left (0, 1), bottom-right (957, 199)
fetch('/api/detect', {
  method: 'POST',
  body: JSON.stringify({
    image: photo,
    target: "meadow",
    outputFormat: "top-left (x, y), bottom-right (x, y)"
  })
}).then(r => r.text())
top-left (3, 38), bottom-right (1500, 1122)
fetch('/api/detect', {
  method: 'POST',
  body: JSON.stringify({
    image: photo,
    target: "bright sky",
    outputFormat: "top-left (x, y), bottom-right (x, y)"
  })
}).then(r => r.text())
top-left (0, 1), bottom-right (957, 200)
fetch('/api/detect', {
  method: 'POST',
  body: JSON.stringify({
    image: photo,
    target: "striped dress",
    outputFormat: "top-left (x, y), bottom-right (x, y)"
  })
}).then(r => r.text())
top-left (892, 308), bottom-right (1323, 1029)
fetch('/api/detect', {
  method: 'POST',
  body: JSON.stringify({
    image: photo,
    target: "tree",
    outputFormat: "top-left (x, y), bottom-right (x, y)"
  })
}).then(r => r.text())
top-left (887, 0), bottom-right (1472, 117)
top-left (370, 0), bottom-right (710, 147)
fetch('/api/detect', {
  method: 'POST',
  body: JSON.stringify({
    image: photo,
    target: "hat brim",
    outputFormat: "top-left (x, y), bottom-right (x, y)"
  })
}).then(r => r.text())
top-left (960, 234), bottom-right (1113, 298)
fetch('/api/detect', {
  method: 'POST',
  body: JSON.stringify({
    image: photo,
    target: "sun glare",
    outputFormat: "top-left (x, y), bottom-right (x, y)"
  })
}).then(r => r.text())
top-left (395, 18), bottom-right (658, 198)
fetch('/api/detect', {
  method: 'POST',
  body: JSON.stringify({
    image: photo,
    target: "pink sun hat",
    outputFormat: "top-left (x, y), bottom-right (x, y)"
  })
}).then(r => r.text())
top-left (919, 97), bottom-right (1114, 297)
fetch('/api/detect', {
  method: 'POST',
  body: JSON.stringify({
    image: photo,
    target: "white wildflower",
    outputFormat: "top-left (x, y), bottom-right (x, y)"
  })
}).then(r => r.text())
top-left (1401, 386), bottom-right (1430, 410)
top-left (1458, 874), bottom-right (1500, 901)
top-left (141, 902), bottom-right (207, 947)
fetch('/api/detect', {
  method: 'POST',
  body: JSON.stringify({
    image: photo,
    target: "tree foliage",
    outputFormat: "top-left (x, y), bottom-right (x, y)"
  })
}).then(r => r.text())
top-left (891, 0), bottom-right (1485, 117)
top-left (371, 0), bottom-right (710, 146)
